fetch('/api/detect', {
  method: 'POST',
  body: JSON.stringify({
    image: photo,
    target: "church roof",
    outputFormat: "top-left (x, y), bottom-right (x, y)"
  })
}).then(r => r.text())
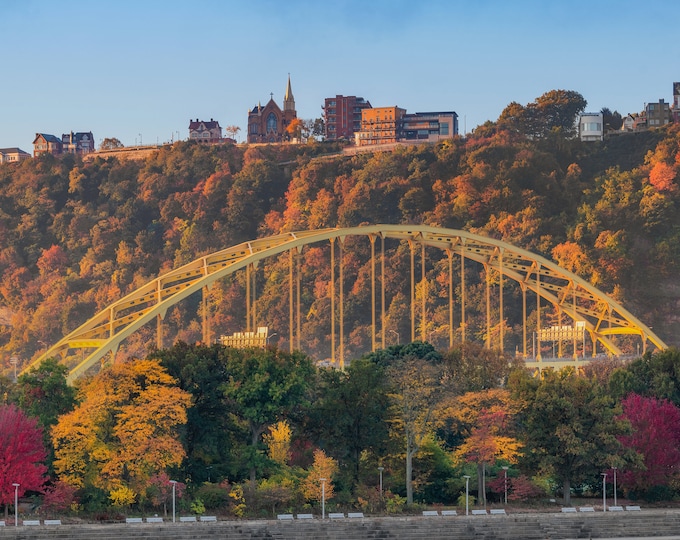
top-left (284, 74), bottom-right (294, 102)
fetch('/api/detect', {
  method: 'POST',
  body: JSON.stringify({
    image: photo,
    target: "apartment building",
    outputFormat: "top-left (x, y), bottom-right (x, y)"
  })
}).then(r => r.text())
top-left (323, 95), bottom-right (372, 140)
top-left (355, 106), bottom-right (406, 146)
top-left (646, 98), bottom-right (671, 128)
top-left (400, 112), bottom-right (458, 142)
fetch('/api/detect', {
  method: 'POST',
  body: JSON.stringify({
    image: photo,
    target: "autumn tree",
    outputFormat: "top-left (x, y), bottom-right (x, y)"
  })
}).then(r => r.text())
top-left (301, 449), bottom-right (339, 503)
top-left (263, 420), bottom-right (292, 466)
top-left (225, 125), bottom-right (241, 142)
top-left (446, 389), bottom-right (522, 505)
top-left (285, 118), bottom-right (305, 142)
top-left (617, 393), bottom-right (680, 497)
top-left (99, 137), bottom-right (124, 150)
top-left (0, 405), bottom-right (48, 518)
top-left (52, 359), bottom-right (191, 503)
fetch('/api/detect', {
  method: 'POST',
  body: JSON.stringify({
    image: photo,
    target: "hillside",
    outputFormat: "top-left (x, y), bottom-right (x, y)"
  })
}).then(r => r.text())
top-left (1, 94), bottom-right (679, 369)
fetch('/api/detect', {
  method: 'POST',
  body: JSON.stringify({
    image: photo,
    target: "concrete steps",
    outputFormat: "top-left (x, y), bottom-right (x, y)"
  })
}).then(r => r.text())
top-left (0, 510), bottom-right (678, 540)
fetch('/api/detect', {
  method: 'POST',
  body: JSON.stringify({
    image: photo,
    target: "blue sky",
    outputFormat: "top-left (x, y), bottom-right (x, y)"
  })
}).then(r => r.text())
top-left (1, 0), bottom-right (678, 150)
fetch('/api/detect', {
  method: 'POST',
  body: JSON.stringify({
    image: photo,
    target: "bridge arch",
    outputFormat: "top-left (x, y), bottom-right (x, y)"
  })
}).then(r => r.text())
top-left (24, 225), bottom-right (666, 383)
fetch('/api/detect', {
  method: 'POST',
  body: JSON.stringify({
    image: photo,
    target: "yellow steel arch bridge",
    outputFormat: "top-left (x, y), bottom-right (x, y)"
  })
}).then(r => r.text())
top-left (23, 225), bottom-right (666, 383)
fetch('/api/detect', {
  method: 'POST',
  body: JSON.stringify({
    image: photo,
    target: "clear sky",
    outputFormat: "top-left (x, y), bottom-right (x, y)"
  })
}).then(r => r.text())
top-left (1, 0), bottom-right (678, 150)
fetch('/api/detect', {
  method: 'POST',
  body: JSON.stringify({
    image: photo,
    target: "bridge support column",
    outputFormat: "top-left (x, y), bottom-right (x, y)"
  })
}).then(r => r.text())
top-left (370, 235), bottom-right (376, 352)
top-left (460, 243), bottom-right (466, 343)
top-left (330, 239), bottom-right (335, 363)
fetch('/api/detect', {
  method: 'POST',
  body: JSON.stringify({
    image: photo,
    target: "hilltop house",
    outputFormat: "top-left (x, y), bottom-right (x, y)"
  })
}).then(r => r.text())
top-left (33, 132), bottom-right (95, 157)
top-left (189, 119), bottom-right (223, 144)
top-left (0, 148), bottom-right (31, 164)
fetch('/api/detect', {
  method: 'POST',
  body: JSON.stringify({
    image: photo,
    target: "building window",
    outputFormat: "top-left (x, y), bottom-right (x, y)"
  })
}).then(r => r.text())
top-left (267, 113), bottom-right (277, 133)
top-left (440, 123), bottom-right (449, 135)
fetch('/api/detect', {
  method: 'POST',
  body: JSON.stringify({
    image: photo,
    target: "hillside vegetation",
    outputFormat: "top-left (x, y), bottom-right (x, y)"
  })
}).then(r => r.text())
top-left (1, 90), bottom-right (680, 366)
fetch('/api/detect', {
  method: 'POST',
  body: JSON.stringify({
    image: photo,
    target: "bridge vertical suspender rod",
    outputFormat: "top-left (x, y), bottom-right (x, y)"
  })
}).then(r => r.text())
top-left (557, 309), bottom-right (562, 358)
top-left (448, 249), bottom-right (454, 349)
top-left (370, 235), bottom-right (376, 352)
top-left (485, 263), bottom-right (491, 349)
top-left (339, 240), bottom-right (345, 369)
top-left (157, 281), bottom-right (163, 350)
top-left (202, 286), bottom-right (209, 344)
top-left (246, 264), bottom-right (251, 333)
top-left (421, 242), bottom-right (426, 343)
top-left (252, 265), bottom-right (257, 333)
top-left (289, 249), bottom-right (294, 353)
top-left (460, 243), bottom-right (466, 344)
top-left (330, 239), bottom-right (335, 363)
top-left (522, 284), bottom-right (527, 358)
top-left (499, 249), bottom-right (504, 353)
top-left (202, 259), bottom-right (210, 344)
top-left (296, 250), bottom-right (301, 351)
top-left (410, 240), bottom-right (415, 343)
top-left (536, 263), bottom-right (542, 360)
top-left (381, 235), bottom-right (386, 349)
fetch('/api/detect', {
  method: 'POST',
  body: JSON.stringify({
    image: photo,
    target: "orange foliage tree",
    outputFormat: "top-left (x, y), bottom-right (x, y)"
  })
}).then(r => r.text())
top-left (52, 359), bottom-right (191, 503)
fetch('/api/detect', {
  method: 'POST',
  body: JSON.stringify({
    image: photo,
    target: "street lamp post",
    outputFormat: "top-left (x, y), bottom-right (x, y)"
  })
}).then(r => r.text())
top-left (389, 330), bottom-right (400, 345)
top-left (463, 475), bottom-right (471, 516)
top-left (266, 332), bottom-right (278, 346)
top-left (320, 478), bottom-right (327, 520)
top-left (502, 466), bottom-right (509, 505)
top-left (169, 480), bottom-right (177, 522)
top-left (612, 467), bottom-right (617, 507)
top-left (378, 466), bottom-right (384, 497)
top-left (601, 473), bottom-right (607, 512)
top-left (12, 483), bottom-right (19, 526)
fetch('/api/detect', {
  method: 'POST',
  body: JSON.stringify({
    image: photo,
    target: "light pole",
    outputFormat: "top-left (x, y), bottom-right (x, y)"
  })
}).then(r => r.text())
top-left (320, 478), bottom-right (327, 520)
top-left (170, 480), bottom-right (177, 522)
top-left (139, 133), bottom-right (142, 146)
top-left (389, 329), bottom-right (400, 345)
top-left (612, 467), bottom-right (617, 507)
top-left (266, 332), bottom-right (278, 346)
top-left (12, 483), bottom-right (19, 526)
top-left (378, 466), bottom-right (384, 497)
top-left (463, 475), bottom-right (470, 516)
top-left (502, 466), bottom-right (509, 505)
top-left (601, 473), bottom-right (607, 512)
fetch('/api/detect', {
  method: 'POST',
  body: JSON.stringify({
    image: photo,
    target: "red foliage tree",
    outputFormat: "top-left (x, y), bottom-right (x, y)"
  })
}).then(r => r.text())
top-left (618, 393), bottom-right (680, 493)
top-left (0, 405), bottom-right (48, 511)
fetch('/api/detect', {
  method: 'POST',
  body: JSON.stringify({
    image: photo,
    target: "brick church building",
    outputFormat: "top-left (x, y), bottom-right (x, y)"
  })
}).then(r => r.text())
top-left (247, 75), bottom-right (297, 143)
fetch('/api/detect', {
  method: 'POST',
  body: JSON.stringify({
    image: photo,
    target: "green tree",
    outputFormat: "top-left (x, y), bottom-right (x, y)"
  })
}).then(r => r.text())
top-left (387, 354), bottom-right (445, 505)
top-left (222, 347), bottom-right (314, 483)
top-left (17, 358), bottom-right (76, 472)
top-left (510, 367), bottom-right (627, 505)
top-left (152, 342), bottom-right (239, 483)
top-left (309, 357), bottom-right (391, 485)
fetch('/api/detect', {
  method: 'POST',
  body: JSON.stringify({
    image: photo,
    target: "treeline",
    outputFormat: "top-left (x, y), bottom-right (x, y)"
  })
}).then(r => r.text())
top-left (7, 343), bottom-right (680, 517)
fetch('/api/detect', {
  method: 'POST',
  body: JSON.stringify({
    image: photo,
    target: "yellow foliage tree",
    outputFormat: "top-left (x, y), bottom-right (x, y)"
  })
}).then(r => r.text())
top-left (263, 420), bottom-right (292, 466)
top-left (52, 359), bottom-right (191, 500)
top-left (302, 449), bottom-right (338, 502)
top-left (443, 389), bottom-right (523, 505)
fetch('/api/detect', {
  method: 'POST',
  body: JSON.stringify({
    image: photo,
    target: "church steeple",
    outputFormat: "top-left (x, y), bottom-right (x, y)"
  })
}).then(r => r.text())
top-left (283, 74), bottom-right (295, 112)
